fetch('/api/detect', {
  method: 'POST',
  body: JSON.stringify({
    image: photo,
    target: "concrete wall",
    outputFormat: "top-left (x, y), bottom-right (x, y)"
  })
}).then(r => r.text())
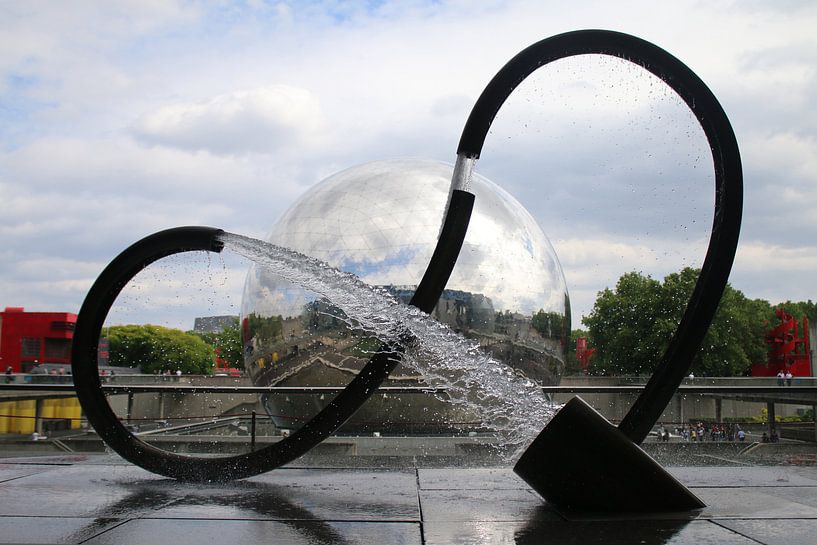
top-left (104, 375), bottom-right (259, 428)
top-left (556, 376), bottom-right (811, 426)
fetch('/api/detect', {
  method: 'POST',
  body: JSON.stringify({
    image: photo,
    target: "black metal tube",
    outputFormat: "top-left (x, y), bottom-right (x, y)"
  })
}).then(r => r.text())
top-left (410, 190), bottom-right (475, 312)
top-left (456, 29), bottom-right (742, 444)
top-left (251, 410), bottom-right (256, 452)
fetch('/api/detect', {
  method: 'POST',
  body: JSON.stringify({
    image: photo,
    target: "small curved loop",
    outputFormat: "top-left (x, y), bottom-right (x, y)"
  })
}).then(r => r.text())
top-left (73, 184), bottom-right (474, 481)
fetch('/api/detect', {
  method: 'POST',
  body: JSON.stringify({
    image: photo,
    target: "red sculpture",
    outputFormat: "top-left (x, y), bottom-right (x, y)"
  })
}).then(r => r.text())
top-left (752, 308), bottom-right (811, 378)
top-left (576, 337), bottom-right (596, 374)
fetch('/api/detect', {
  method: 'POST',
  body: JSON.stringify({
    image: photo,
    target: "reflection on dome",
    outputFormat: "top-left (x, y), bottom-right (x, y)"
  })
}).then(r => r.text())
top-left (240, 159), bottom-right (570, 433)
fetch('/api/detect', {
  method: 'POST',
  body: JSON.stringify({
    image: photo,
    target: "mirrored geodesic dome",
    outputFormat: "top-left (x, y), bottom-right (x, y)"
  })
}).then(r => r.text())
top-left (241, 158), bottom-right (570, 434)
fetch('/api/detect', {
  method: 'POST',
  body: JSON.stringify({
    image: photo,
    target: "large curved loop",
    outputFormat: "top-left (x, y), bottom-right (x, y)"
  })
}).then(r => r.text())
top-left (456, 29), bottom-right (742, 443)
top-left (72, 191), bottom-right (473, 481)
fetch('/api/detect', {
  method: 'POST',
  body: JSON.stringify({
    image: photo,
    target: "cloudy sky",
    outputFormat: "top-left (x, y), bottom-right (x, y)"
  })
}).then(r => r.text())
top-left (1, 1), bottom-right (815, 330)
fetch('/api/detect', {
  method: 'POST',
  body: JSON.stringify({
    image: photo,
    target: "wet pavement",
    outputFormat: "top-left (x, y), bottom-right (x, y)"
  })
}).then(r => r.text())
top-left (0, 455), bottom-right (816, 544)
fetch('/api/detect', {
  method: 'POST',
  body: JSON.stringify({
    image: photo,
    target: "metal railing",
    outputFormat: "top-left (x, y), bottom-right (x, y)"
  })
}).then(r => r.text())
top-left (2, 382), bottom-right (817, 394)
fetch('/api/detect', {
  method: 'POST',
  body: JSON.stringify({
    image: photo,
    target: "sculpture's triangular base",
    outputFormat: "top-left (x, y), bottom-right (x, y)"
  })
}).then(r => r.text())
top-left (514, 396), bottom-right (705, 513)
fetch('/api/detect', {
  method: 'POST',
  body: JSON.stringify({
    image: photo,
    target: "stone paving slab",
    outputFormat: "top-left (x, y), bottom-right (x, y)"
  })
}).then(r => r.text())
top-left (557, 487), bottom-right (817, 522)
top-left (717, 519), bottom-right (817, 545)
top-left (694, 487), bottom-right (817, 520)
top-left (0, 465), bottom-right (420, 523)
top-left (83, 519), bottom-right (423, 545)
top-left (0, 465), bottom-right (169, 518)
top-left (423, 519), bottom-right (761, 545)
top-left (149, 471), bottom-right (420, 522)
top-left (418, 488), bottom-right (561, 522)
top-left (0, 464), bottom-right (55, 484)
top-left (745, 486), bottom-right (817, 509)
top-left (418, 467), bottom-right (527, 490)
top-left (786, 467), bottom-right (817, 481)
top-left (0, 454), bottom-right (105, 466)
top-left (668, 466), bottom-right (817, 487)
top-left (2, 459), bottom-right (817, 544)
top-left (0, 516), bottom-right (125, 544)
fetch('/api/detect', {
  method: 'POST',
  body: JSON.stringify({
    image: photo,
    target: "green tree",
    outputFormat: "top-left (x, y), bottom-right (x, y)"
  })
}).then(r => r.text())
top-left (583, 268), bottom-right (772, 376)
top-left (106, 324), bottom-right (215, 374)
top-left (582, 271), bottom-right (671, 375)
top-left (661, 268), bottom-right (771, 376)
top-left (774, 300), bottom-right (817, 324)
top-left (531, 309), bottom-right (567, 340)
top-left (245, 313), bottom-right (284, 344)
top-left (192, 318), bottom-right (244, 370)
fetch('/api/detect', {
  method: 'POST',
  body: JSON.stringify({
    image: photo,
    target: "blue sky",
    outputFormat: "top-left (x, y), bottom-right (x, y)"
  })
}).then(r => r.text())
top-left (1, 0), bottom-right (816, 328)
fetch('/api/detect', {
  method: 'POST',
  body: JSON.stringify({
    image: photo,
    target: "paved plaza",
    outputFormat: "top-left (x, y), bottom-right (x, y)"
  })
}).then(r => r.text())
top-left (0, 454), bottom-right (816, 544)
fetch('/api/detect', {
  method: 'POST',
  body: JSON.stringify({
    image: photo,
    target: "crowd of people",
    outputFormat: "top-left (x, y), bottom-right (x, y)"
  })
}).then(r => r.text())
top-left (656, 422), bottom-right (767, 443)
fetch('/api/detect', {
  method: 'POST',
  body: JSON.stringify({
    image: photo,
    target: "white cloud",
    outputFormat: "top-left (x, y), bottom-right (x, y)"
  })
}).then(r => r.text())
top-left (552, 235), bottom-right (710, 323)
top-left (105, 252), bottom-right (246, 330)
top-left (734, 242), bottom-right (817, 273)
top-left (0, 0), bottom-right (815, 330)
top-left (132, 85), bottom-right (325, 155)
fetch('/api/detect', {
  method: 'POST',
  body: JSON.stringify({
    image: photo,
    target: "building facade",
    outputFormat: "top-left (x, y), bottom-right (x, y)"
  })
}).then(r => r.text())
top-left (0, 307), bottom-right (77, 373)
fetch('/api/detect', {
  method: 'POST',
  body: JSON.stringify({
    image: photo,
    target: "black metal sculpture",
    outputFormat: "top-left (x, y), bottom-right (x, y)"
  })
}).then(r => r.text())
top-left (72, 29), bottom-right (741, 511)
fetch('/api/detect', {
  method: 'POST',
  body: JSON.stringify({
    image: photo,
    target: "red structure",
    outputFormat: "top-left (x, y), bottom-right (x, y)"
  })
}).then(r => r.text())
top-left (214, 347), bottom-right (242, 377)
top-left (576, 337), bottom-right (596, 374)
top-left (752, 308), bottom-right (812, 378)
top-left (0, 307), bottom-right (77, 373)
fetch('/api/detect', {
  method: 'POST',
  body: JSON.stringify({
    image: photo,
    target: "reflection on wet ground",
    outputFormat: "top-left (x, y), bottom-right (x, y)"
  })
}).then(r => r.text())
top-left (1, 455), bottom-right (816, 544)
